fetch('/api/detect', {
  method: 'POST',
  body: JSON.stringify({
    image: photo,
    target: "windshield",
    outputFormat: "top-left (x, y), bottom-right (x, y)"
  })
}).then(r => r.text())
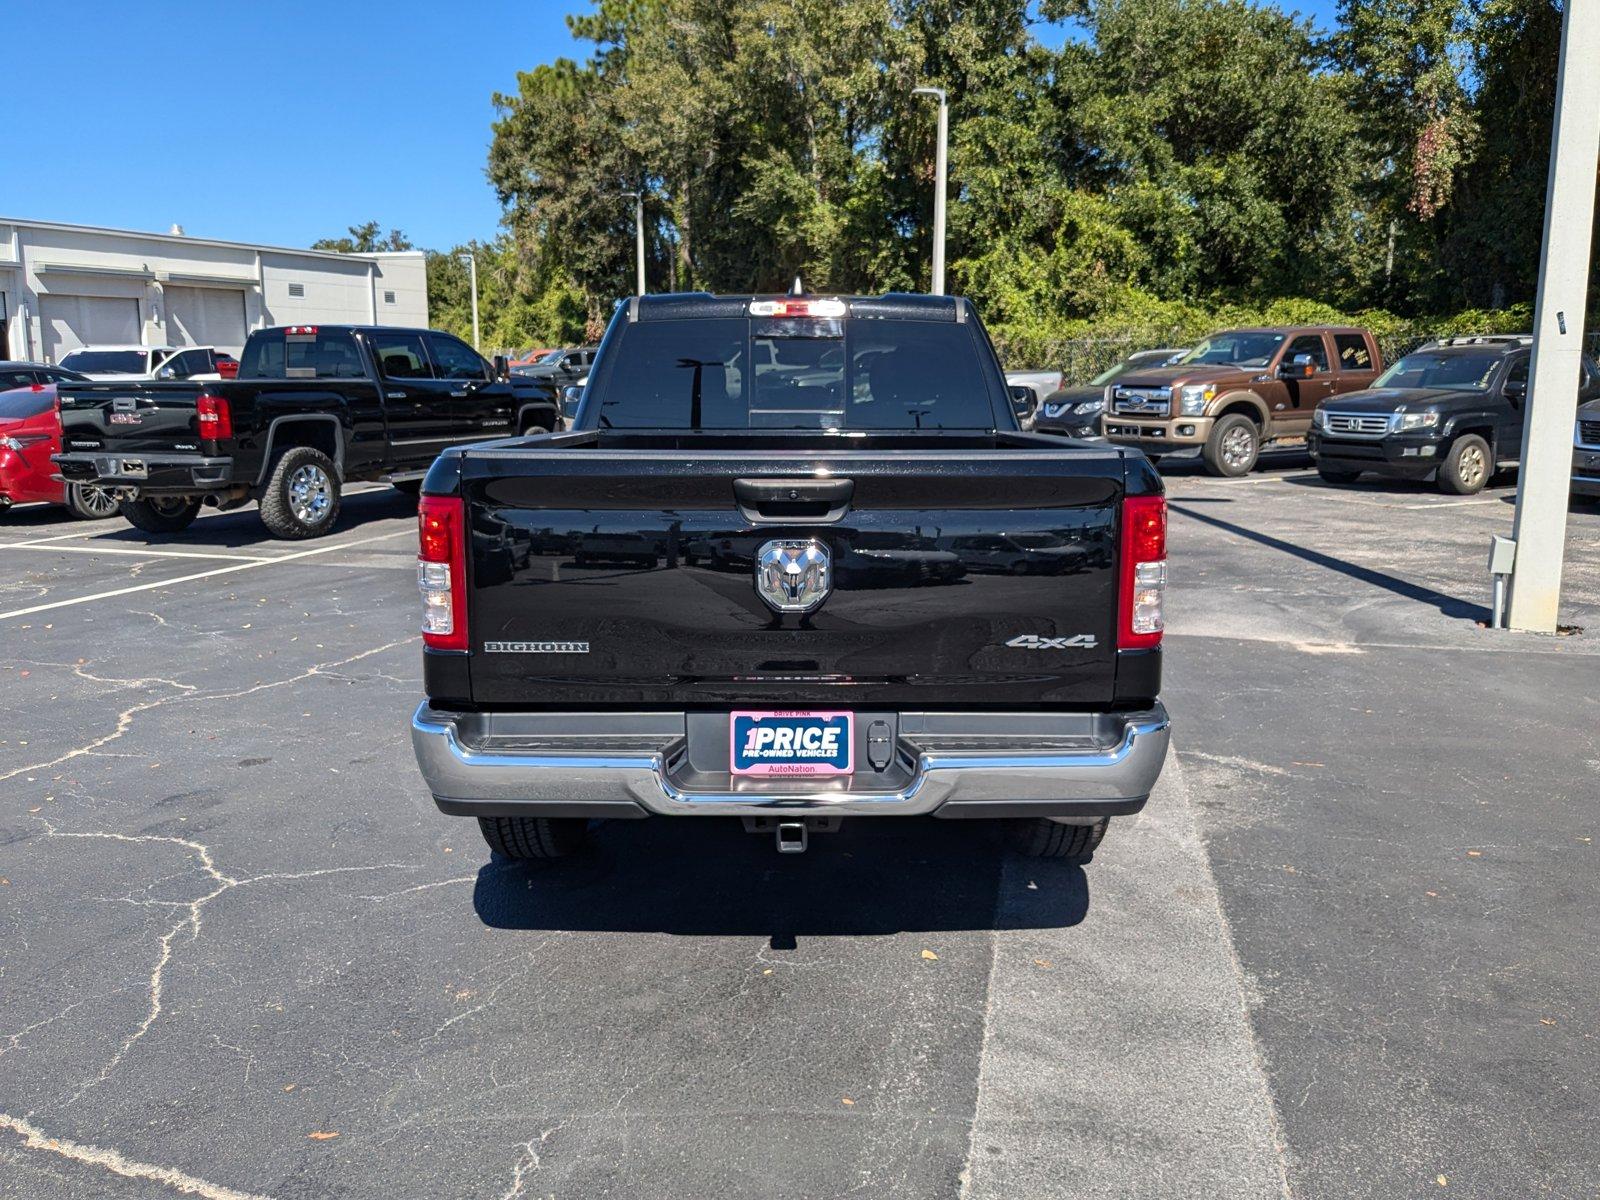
top-left (537, 350), bottom-right (565, 364)
top-left (1374, 351), bottom-right (1500, 391)
top-left (593, 317), bottom-right (999, 430)
top-left (0, 387), bottom-right (54, 420)
top-left (1178, 332), bottom-right (1285, 368)
top-left (58, 350), bottom-right (147, 374)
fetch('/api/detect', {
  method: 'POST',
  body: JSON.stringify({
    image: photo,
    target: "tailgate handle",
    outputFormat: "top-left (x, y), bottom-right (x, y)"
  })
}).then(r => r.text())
top-left (733, 477), bottom-right (854, 524)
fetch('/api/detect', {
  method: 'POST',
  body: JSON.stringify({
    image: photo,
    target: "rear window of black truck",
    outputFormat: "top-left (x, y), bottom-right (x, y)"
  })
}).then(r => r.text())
top-left (591, 317), bottom-right (1002, 430)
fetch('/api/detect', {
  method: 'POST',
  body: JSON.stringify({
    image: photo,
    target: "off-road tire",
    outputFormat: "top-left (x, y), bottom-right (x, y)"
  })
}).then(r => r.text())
top-left (1438, 434), bottom-right (1491, 496)
top-left (1316, 464), bottom-right (1362, 485)
top-left (477, 816), bottom-right (589, 860)
top-left (119, 496), bottom-right (202, 533)
top-left (259, 446), bottom-right (341, 539)
top-left (1009, 817), bottom-right (1109, 862)
top-left (1203, 413), bottom-right (1260, 477)
top-left (65, 483), bottom-right (120, 520)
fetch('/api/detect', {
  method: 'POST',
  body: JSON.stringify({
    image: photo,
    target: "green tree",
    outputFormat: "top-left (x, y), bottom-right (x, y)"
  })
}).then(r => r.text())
top-left (311, 221), bottom-right (414, 253)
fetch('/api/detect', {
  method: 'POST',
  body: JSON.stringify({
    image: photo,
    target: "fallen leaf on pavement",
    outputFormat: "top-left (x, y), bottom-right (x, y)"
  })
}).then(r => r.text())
top-left (840, 1097), bottom-right (855, 1106)
top-left (307, 1131), bottom-right (339, 1141)
top-left (1032, 958), bottom-right (1053, 970)
top-left (1466, 850), bottom-right (1482, 858)
top-left (921, 949), bottom-right (939, 961)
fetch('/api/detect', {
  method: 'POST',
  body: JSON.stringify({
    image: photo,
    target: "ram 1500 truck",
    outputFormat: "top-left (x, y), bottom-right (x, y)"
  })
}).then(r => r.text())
top-left (409, 292), bottom-right (1171, 862)
top-left (54, 325), bottom-right (554, 539)
top-left (1101, 326), bottom-right (1383, 476)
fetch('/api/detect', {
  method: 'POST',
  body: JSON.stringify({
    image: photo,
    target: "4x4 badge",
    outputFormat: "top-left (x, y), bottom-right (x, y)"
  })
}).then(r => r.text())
top-left (1006, 634), bottom-right (1098, 650)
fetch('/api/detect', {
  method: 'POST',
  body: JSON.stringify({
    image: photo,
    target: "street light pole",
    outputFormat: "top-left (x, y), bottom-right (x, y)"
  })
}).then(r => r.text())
top-left (912, 86), bottom-right (948, 296)
top-left (620, 191), bottom-right (646, 296)
top-left (1506, 0), bottom-right (1600, 632)
top-left (458, 251), bottom-right (481, 350)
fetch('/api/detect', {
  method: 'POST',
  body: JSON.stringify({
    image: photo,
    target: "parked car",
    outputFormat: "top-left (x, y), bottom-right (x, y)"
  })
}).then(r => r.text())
top-left (1101, 326), bottom-right (1383, 475)
top-left (0, 383), bottom-right (120, 519)
top-left (56, 345), bottom-right (228, 381)
top-left (1003, 370), bottom-right (1063, 430)
top-left (0, 360), bottom-right (89, 390)
top-left (1575, 397), bottom-right (1600, 501)
top-left (1035, 348), bottom-right (1189, 439)
top-left (409, 291), bottom-right (1171, 865)
top-left (1310, 336), bottom-right (1600, 495)
top-left (55, 324), bottom-right (518, 539)
top-left (510, 346), bottom-right (598, 388)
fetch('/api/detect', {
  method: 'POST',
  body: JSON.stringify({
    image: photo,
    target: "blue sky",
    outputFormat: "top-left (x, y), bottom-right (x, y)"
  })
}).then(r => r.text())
top-left (8, 0), bottom-right (1341, 253)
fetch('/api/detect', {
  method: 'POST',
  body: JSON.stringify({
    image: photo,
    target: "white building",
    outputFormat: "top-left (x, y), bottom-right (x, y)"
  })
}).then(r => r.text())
top-left (0, 218), bottom-right (429, 363)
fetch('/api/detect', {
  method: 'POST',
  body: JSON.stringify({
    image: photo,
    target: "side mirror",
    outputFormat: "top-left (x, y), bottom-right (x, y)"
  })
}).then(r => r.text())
top-left (492, 354), bottom-right (509, 380)
top-left (156, 366), bottom-right (178, 380)
top-left (1503, 380), bottom-right (1527, 402)
top-left (1278, 353), bottom-right (1316, 379)
top-left (561, 384), bottom-right (584, 419)
top-left (1008, 384), bottom-right (1037, 423)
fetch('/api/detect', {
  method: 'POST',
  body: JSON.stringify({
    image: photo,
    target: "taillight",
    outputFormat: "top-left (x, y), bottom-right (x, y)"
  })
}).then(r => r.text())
top-left (418, 495), bottom-right (468, 651)
top-left (196, 394), bottom-right (233, 440)
top-left (1118, 494), bottom-right (1166, 649)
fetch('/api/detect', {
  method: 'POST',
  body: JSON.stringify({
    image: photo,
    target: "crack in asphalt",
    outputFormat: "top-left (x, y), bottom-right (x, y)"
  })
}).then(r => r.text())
top-left (0, 1111), bottom-right (273, 1200)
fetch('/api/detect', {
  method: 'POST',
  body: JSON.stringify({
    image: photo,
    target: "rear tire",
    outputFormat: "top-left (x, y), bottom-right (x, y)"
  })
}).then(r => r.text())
top-left (65, 483), bottom-right (120, 520)
top-left (1009, 817), bottom-right (1108, 862)
top-left (259, 446), bottom-right (341, 539)
top-left (1316, 464), bottom-right (1361, 485)
top-left (1438, 434), bottom-right (1491, 495)
top-left (119, 496), bottom-right (201, 533)
top-left (477, 816), bottom-right (589, 860)
top-left (520, 423), bottom-right (550, 438)
top-left (1203, 413), bottom-right (1260, 477)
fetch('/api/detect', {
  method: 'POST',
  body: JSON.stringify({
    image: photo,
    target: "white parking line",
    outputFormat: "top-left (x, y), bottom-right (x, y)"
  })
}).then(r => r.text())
top-left (0, 543), bottom-right (270, 562)
top-left (0, 528), bottom-right (415, 621)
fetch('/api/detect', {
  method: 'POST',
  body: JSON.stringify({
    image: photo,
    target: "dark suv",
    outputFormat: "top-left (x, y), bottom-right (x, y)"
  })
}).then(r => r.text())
top-left (1308, 336), bottom-right (1600, 495)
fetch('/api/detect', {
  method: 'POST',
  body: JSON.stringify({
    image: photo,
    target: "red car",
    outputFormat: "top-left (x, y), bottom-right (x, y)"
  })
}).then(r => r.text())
top-left (0, 384), bottom-right (120, 519)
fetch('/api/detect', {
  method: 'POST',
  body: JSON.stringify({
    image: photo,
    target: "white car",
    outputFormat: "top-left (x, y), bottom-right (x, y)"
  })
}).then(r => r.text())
top-left (56, 345), bottom-right (229, 382)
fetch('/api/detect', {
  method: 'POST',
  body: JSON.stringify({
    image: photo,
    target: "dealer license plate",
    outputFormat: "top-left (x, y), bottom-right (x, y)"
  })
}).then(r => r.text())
top-left (730, 710), bottom-right (854, 777)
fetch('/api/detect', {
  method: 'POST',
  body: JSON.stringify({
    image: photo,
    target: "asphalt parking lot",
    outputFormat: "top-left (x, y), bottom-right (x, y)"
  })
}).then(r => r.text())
top-left (1, 456), bottom-right (1596, 1200)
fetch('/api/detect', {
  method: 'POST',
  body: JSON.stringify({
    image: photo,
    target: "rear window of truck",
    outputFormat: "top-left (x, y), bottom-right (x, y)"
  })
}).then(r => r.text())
top-left (592, 317), bottom-right (1000, 430)
top-left (240, 330), bottom-right (366, 379)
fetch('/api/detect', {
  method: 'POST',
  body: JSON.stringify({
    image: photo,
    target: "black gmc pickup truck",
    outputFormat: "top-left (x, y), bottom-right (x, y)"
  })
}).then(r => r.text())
top-left (409, 292), bottom-right (1171, 862)
top-left (55, 325), bottom-right (559, 539)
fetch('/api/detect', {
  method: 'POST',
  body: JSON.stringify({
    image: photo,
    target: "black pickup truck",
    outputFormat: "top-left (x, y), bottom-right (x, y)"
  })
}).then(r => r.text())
top-left (55, 325), bottom-right (559, 539)
top-left (409, 292), bottom-right (1171, 862)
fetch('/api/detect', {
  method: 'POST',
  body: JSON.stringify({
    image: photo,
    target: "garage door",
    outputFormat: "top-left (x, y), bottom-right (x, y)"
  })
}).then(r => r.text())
top-left (40, 295), bottom-right (141, 363)
top-left (165, 286), bottom-right (248, 353)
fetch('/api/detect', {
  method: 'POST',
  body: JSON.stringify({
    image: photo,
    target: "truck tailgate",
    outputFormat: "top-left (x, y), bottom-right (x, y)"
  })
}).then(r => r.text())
top-left (58, 382), bottom-right (206, 454)
top-left (459, 441), bottom-right (1127, 708)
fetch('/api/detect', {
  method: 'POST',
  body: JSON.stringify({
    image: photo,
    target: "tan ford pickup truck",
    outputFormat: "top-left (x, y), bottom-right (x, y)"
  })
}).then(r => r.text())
top-left (1100, 326), bottom-right (1383, 476)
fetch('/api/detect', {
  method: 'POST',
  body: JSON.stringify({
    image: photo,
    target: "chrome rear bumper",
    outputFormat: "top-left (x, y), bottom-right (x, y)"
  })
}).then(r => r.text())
top-left (411, 703), bottom-right (1170, 820)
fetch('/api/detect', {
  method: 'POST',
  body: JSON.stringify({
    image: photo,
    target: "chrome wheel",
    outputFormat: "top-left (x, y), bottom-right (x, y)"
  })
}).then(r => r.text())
top-left (1458, 444), bottom-right (1486, 489)
top-left (70, 484), bottom-right (119, 518)
top-left (287, 463), bottom-right (333, 525)
top-left (1221, 424), bottom-right (1255, 470)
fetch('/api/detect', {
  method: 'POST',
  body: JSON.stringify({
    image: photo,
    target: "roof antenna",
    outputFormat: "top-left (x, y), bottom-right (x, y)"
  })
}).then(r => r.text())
top-left (790, 275), bottom-right (805, 296)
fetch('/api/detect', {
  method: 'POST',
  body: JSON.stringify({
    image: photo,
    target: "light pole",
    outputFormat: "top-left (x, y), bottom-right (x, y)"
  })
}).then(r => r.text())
top-left (457, 251), bottom-right (481, 350)
top-left (620, 190), bottom-right (646, 295)
top-left (1506, 0), bottom-right (1600, 631)
top-left (912, 86), bottom-right (948, 296)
